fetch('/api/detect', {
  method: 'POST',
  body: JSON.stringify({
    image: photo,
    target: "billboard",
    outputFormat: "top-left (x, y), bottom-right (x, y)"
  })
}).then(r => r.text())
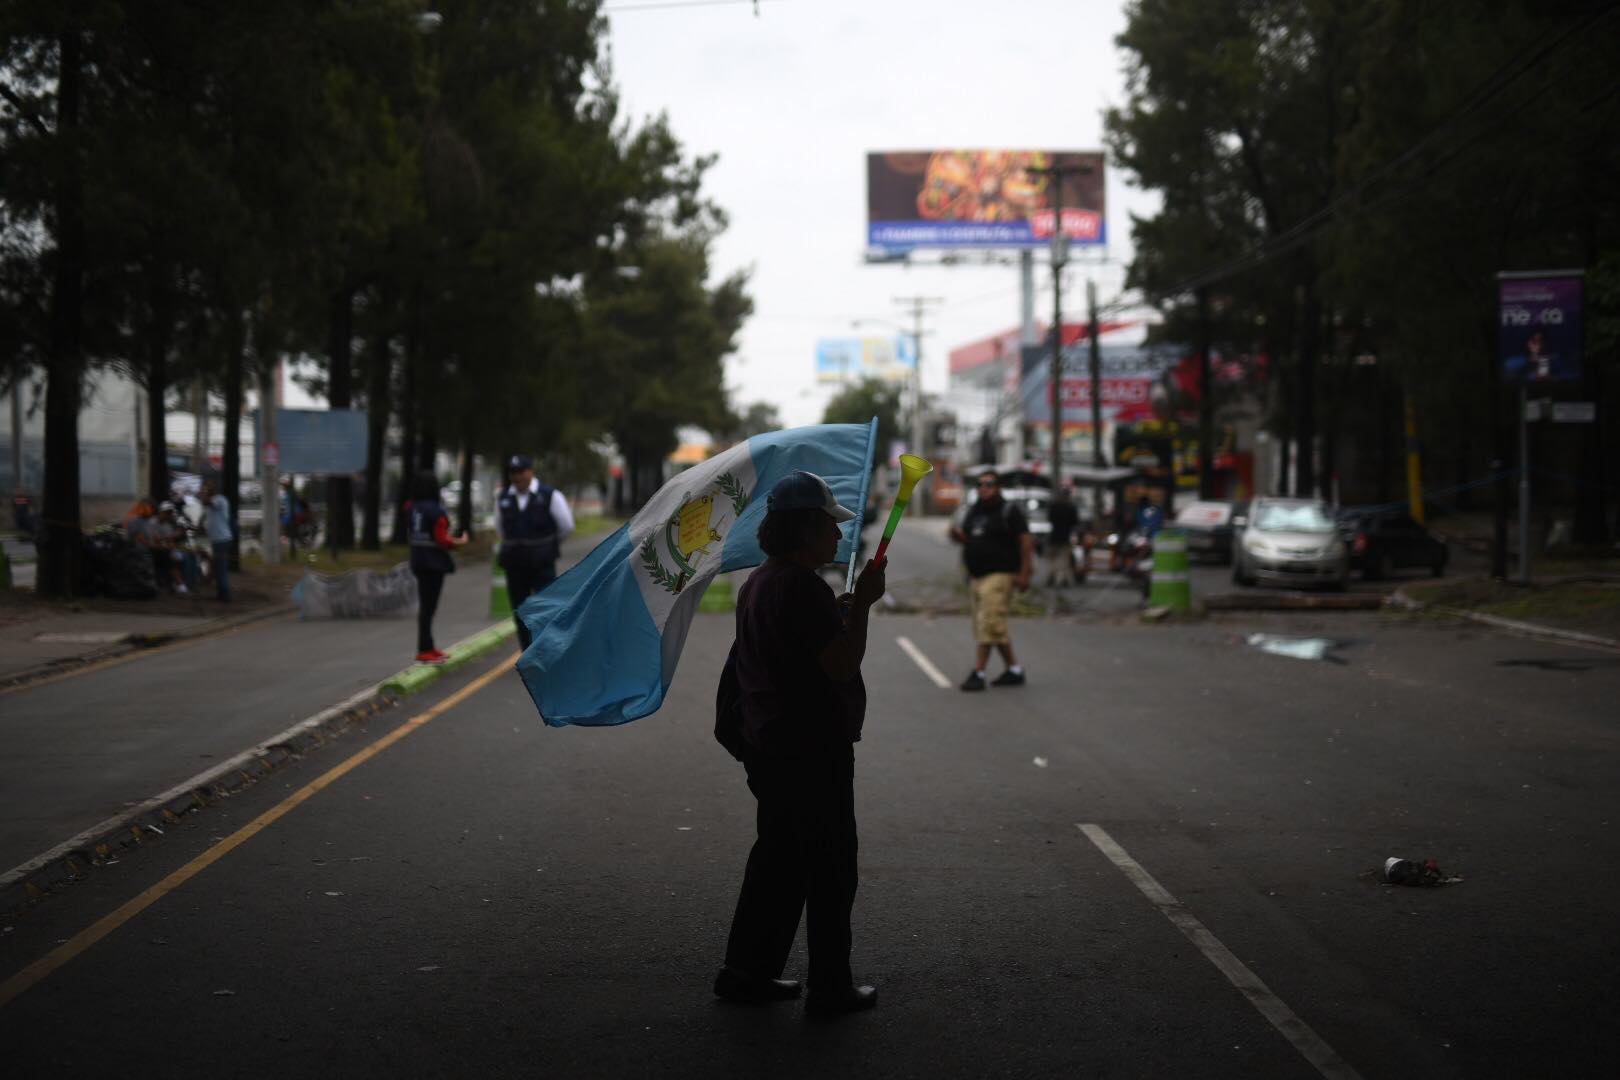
top-left (257, 408), bottom-right (368, 474)
top-left (1498, 271), bottom-right (1583, 383)
top-left (1019, 344), bottom-right (1180, 426)
top-left (867, 150), bottom-right (1105, 251)
top-left (815, 335), bottom-right (918, 384)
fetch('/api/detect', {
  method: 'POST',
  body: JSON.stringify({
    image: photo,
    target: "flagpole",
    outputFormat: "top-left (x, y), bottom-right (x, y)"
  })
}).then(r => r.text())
top-left (845, 416), bottom-right (880, 594)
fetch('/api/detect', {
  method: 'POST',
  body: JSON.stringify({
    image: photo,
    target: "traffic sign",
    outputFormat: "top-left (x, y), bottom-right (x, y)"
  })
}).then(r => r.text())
top-left (263, 442), bottom-right (280, 467)
top-left (1552, 402), bottom-right (1595, 423)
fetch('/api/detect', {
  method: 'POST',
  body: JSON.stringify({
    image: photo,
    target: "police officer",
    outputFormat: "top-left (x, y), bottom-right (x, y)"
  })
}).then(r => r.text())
top-left (408, 471), bottom-right (467, 664)
top-left (496, 453), bottom-right (574, 645)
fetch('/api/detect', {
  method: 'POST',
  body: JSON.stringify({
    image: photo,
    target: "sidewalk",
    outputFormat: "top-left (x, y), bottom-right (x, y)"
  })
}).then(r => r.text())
top-left (0, 532), bottom-right (606, 889)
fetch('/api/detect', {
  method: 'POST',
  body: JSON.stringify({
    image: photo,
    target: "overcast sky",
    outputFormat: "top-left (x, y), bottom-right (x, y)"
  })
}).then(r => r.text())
top-left (604, 0), bottom-right (1158, 428)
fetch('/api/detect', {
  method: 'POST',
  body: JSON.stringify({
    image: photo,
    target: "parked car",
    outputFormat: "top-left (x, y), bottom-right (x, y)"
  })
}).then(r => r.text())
top-left (1231, 497), bottom-right (1349, 589)
top-left (1336, 507), bottom-right (1448, 579)
top-left (1172, 499), bottom-right (1247, 564)
top-left (953, 466), bottom-right (1053, 549)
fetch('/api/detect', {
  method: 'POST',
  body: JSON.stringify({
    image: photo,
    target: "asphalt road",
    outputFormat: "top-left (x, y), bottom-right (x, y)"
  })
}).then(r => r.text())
top-left (3, 601), bottom-right (1616, 1078)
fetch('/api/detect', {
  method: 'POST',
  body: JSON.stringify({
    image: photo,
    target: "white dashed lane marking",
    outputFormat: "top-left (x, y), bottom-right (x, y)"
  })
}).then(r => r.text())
top-left (1078, 823), bottom-right (1363, 1080)
top-left (895, 636), bottom-right (951, 689)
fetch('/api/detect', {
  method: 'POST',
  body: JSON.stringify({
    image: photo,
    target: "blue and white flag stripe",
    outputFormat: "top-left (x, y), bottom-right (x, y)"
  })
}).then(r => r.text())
top-left (516, 420), bottom-right (878, 728)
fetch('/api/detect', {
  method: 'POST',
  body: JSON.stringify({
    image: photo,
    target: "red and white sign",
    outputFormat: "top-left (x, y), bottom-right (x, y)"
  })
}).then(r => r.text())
top-left (1057, 377), bottom-right (1157, 423)
top-left (262, 442), bottom-right (280, 467)
top-left (1029, 208), bottom-right (1104, 241)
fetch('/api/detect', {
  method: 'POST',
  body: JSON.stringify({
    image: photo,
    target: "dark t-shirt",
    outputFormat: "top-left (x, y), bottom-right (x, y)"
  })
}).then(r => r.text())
top-left (962, 496), bottom-right (1028, 577)
top-left (734, 558), bottom-right (866, 758)
top-left (1047, 499), bottom-right (1079, 544)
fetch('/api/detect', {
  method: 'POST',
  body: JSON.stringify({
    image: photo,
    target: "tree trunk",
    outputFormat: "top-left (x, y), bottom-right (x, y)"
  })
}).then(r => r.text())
top-left (146, 269), bottom-right (172, 503)
top-left (456, 446), bottom-right (474, 537)
top-left (1196, 285), bottom-right (1214, 499)
top-left (1487, 313), bottom-right (1509, 579)
top-left (419, 420), bottom-right (438, 476)
top-left (1456, 384), bottom-right (1473, 512)
top-left (1276, 361), bottom-right (1293, 497)
top-left (1376, 373), bottom-right (1393, 505)
top-left (37, 31), bottom-right (86, 599)
top-left (223, 302), bottom-right (244, 569)
top-left (1296, 287), bottom-right (1321, 498)
top-left (361, 327), bottom-right (391, 550)
top-left (325, 285), bottom-right (356, 550)
top-left (390, 331), bottom-right (416, 545)
top-left (1572, 347), bottom-right (1608, 546)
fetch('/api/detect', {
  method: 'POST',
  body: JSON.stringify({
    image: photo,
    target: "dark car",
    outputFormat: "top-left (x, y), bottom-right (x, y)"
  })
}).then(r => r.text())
top-left (1337, 507), bottom-right (1448, 579)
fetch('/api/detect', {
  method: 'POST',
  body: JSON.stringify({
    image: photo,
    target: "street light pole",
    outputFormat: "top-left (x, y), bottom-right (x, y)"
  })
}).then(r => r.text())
top-left (1050, 244), bottom-right (1064, 486)
top-left (889, 297), bottom-right (941, 514)
top-left (1029, 159), bottom-right (1092, 487)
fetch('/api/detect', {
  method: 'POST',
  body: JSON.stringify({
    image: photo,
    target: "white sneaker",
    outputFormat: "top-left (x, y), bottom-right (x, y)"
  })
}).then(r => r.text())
top-left (176, 584), bottom-right (188, 594)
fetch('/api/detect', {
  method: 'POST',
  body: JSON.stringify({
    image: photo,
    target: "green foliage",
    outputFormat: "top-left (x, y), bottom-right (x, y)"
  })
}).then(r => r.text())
top-left (2, 0), bottom-right (750, 552)
top-left (1109, 0), bottom-right (1620, 522)
top-left (823, 378), bottom-right (902, 454)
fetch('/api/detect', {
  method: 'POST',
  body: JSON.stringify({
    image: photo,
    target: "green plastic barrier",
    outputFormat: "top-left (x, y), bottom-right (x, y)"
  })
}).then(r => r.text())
top-left (1148, 528), bottom-right (1191, 610)
top-left (490, 543), bottom-right (513, 618)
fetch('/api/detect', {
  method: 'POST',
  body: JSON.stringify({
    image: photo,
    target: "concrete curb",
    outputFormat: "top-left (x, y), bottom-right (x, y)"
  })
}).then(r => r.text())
top-left (1391, 588), bottom-right (1620, 651)
top-left (0, 618), bottom-right (518, 916)
top-left (0, 601), bottom-right (299, 693)
top-left (1202, 591), bottom-right (1385, 611)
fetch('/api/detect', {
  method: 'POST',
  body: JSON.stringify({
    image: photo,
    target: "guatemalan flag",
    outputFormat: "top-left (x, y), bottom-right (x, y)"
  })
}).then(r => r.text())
top-left (516, 420), bottom-right (879, 727)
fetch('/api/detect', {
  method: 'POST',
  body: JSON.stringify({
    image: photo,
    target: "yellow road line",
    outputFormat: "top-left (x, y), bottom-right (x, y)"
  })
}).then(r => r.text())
top-left (0, 652), bottom-right (518, 1009)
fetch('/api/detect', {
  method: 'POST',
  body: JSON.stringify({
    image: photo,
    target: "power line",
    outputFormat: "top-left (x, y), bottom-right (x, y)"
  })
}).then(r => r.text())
top-left (604, 0), bottom-right (781, 13)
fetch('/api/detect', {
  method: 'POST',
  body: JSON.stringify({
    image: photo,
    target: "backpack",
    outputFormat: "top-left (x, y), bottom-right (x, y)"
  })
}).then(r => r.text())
top-left (714, 643), bottom-right (750, 762)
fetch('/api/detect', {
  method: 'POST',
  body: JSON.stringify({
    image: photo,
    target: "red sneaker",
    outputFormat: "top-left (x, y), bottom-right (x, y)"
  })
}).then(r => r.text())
top-left (415, 650), bottom-right (448, 665)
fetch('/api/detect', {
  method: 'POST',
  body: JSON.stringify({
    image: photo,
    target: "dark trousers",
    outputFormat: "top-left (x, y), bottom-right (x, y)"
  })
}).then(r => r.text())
top-left (415, 569), bottom-right (445, 653)
top-left (724, 749), bottom-right (858, 991)
top-left (211, 541), bottom-right (232, 601)
top-left (505, 560), bottom-right (555, 648)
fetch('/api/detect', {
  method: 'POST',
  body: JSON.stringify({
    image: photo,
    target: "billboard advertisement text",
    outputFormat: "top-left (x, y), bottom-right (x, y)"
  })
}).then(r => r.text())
top-left (1498, 272), bottom-right (1583, 383)
top-left (868, 150), bottom-right (1105, 251)
top-left (1019, 344), bottom-right (1179, 426)
top-left (815, 335), bottom-right (918, 384)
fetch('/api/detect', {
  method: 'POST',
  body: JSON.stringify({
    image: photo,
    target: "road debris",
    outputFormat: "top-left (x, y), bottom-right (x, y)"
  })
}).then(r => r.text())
top-left (1246, 633), bottom-right (1342, 662)
top-left (1382, 856), bottom-right (1462, 886)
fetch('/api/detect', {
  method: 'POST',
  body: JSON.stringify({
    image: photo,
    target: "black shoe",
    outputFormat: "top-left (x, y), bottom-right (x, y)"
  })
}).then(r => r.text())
top-left (991, 669), bottom-right (1026, 687)
top-left (714, 966), bottom-right (802, 1004)
top-left (960, 671), bottom-right (986, 692)
top-left (805, 985), bottom-right (878, 1015)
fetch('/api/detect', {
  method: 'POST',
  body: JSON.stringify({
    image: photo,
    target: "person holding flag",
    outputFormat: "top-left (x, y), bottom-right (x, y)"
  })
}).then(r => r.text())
top-left (713, 472), bottom-right (885, 1014)
top-left (512, 421), bottom-right (916, 1013)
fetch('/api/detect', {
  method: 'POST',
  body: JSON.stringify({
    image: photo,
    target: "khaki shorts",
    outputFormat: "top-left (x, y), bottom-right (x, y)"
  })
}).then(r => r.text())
top-left (970, 572), bottom-right (1015, 645)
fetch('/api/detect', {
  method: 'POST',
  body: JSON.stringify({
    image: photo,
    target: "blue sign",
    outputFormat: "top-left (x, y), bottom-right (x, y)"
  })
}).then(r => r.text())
top-left (815, 336), bottom-right (918, 383)
top-left (1498, 272), bottom-right (1583, 383)
top-left (261, 408), bottom-right (369, 474)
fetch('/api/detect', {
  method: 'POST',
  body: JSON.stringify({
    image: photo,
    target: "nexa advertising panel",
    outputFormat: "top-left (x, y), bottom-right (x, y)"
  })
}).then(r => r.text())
top-left (867, 150), bottom-right (1106, 251)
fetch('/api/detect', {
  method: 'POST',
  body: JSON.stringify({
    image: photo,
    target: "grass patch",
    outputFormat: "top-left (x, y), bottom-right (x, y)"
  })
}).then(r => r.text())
top-left (1404, 576), bottom-right (1620, 637)
top-left (698, 576), bottom-right (736, 613)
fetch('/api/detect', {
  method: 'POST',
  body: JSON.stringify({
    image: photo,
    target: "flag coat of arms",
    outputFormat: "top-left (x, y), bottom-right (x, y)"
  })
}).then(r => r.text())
top-left (516, 421), bottom-right (878, 728)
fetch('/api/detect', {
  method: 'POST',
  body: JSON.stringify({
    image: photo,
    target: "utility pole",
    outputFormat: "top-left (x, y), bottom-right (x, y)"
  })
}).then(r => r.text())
top-left (1028, 159), bottom-right (1094, 489)
top-left (893, 295), bottom-right (942, 514)
top-left (260, 357), bottom-right (281, 565)
top-left (1088, 279), bottom-right (1104, 467)
top-left (1196, 285), bottom-right (1214, 498)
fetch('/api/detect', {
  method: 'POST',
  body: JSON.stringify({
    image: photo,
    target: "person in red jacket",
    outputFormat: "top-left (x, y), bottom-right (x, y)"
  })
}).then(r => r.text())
top-left (406, 471), bottom-right (468, 664)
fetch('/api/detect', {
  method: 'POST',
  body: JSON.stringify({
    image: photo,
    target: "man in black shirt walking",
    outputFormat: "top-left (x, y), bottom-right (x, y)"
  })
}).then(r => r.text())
top-left (948, 469), bottom-right (1034, 691)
